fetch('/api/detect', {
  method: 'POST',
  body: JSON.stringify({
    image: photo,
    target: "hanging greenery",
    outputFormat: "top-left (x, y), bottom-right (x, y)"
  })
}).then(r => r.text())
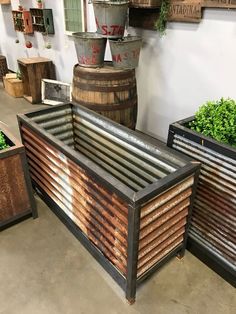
top-left (155, 0), bottom-right (170, 36)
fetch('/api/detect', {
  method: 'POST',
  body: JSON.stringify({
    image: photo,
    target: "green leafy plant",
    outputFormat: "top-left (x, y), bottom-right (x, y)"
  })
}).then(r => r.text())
top-left (0, 131), bottom-right (10, 151)
top-left (187, 98), bottom-right (236, 147)
top-left (155, 0), bottom-right (170, 36)
top-left (16, 69), bottom-right (22, 80)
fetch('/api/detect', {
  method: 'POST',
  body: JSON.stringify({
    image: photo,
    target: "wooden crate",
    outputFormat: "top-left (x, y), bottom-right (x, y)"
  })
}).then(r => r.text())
top-left (17, 57), bottom-right (55, 103)
top-left (3, 75), bottom-right (24, 98)
top-left (12, 10), bottom-right (33, 34)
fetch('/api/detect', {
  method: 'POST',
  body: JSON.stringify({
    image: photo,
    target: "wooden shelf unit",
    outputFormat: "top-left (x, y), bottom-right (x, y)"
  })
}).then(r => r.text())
top-left (12, 10), bottom-right (33, 34)
top-left (30, 8), bottom-right (54, 34)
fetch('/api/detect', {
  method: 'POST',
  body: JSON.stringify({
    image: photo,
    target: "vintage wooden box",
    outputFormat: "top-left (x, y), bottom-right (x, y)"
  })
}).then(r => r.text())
top-left (17, 57), bottom-right (55, 104)
top-left (18, 104), bottom-right (200, 302)
top-left (3, 74), bottom-right (24, 98)
top-left (30, 8), bottom-right (54, 34)
top-left (0, 122), bottom-right (37, 230)
top-left (12, 10), bottom-right (33, 34)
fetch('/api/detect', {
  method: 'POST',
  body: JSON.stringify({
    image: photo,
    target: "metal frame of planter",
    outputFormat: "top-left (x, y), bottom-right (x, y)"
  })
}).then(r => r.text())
top-left (17, 104), bottom-right (200, 302)
top-left (168, 116), bottom-right (236, 288)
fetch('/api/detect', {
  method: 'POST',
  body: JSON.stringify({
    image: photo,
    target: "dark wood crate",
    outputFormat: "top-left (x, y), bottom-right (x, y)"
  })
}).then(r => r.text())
top-left (0, 122), bottom-right (37, 230)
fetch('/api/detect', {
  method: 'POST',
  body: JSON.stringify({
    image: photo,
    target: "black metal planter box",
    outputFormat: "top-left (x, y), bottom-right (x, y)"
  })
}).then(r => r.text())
top-left (18, 104), bottom-right (200, 303)
top-left (168, 117), bottom-right (236, 287)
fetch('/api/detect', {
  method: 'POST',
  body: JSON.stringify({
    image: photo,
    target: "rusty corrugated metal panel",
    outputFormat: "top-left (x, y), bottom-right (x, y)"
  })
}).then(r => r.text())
top-left (172, 134), bottom-right (236, 268)
top-left (141, 176), bottom-right (193, 218)
top-left (137, 176), bottom-right (194, 278)
top-left (137, 236), bottom-right (184, 277)
top-left (139, 216), bottom-right (187, 250)
top-left (21, 126), bottom-right (129, 276)
top-left (138, 231), bottom-right (185, 268)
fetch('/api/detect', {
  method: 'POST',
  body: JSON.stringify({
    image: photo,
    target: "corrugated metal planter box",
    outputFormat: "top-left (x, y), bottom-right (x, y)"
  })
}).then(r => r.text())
top-left (168, 117), bottom-right (236, 287)
top-left (18, 104), bottom-right (200, 302)
top-left (0, 122), bottom-right (37, 230)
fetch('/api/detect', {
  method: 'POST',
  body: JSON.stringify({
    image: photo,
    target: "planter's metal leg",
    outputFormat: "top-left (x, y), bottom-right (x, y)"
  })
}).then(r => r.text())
top-left (177, 165), bottom-right (201, 260)
top-left (127, 297), bottom-right (136, 305)
top-left (125, 204), bottom-right (141, 304)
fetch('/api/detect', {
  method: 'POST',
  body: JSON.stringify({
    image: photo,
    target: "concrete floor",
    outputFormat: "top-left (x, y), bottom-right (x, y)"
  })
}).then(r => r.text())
top-left (0, 84), bottom-right (235, 314)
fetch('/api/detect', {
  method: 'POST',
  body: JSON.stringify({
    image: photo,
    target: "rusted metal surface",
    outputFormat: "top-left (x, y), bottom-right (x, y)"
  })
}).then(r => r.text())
top-left (168, 125), bottom-right (236, 275)
top-left (139, 216), bottom-right (187, 249)
top-left (18, 103), bottom-right (200, 302)
top-left (137, 236), bottom-right (184, 277)
top-left (137, 176), bottom-right (194, 277)
top-left (21, 125), bottom-right (128, 275)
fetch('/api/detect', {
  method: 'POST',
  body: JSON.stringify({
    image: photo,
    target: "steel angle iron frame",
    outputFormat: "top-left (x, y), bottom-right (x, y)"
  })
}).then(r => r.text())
top-left (17, 103), bottom-right (200, 303)
top-left (167, 116), bottom-right (236, 288)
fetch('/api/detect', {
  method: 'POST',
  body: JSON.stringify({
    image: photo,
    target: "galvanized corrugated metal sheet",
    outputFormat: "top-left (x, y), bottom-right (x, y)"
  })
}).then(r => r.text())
top-left (172, 134), bottom-right (236, 269)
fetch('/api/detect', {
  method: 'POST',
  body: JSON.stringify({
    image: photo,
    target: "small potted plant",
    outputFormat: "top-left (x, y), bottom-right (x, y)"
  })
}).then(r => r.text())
top-left (0, 122), bottom-right (37, 230)
top-left (167, 98), bottom-right (236, 286)
top-left (37, 0), bottom-right (43, 9)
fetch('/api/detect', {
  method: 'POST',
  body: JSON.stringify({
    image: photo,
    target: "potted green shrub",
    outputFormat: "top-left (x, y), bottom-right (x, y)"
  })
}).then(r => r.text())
top-left (167, 98), bottom-right (236, 287)
top-left (0, 122), bottom-right (37, 230)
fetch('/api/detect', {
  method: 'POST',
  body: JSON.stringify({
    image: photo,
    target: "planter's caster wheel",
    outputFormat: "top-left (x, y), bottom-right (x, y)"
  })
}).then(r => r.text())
top-left (176, 250), bottom-right (185, 260)
top-left (127, 298), bottom-right (135, 305)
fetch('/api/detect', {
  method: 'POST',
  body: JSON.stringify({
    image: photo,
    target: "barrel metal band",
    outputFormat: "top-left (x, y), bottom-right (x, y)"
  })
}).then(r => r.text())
top-left (73, 81), bottom-right (137, 92)
top-left (74, 67), bottom-right (135, 81)
top-left (72, 97), bottom-right (137, 111)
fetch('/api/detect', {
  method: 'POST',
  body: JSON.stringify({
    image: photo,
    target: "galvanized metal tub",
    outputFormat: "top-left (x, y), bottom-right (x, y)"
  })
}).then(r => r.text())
top-left (168, 117), bottom-right (236, 288)
top-left (72, 32), bottom-right (107, 68)
top-left (18, 104), bottom-right (200, 302)
top-left (109, 36), bottom-right (142, 69)
top-left (92, 1), bottom-right (129, 38)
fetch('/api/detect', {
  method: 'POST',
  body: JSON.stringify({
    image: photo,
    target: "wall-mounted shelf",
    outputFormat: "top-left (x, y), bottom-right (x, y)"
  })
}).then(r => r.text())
top-left (129, 0), bottom-right (236, 30)
top-left (12, 10), bottom-right (33, 34)
top-left (0, 0), bottom-right (11, 4)
top-left (30, 8), bottom-right (54, 34)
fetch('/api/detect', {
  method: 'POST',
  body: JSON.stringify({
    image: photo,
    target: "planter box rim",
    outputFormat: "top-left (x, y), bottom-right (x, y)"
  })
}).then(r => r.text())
top-left (170, 116), bottom-right (236, 158)
top-left (18, 103), bottom-right (199, 204)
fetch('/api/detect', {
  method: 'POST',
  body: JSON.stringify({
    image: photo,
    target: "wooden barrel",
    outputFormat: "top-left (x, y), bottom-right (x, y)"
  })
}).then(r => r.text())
top-left (72, 62), bottom-right (138, 129)
top-left (0, 55), bottom-right (8, 81)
